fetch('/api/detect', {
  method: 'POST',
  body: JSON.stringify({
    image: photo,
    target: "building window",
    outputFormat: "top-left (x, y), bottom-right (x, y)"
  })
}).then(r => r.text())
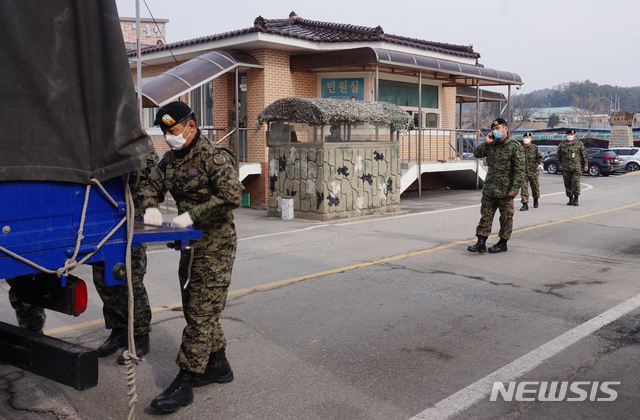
top-left (191, 80), bottom-right (214, 128)
top-left (378, 80), bottom-right (438, 108)
top-left (411, 112), bottom-right (439, 129)
top-left (145, 106), bottom-right (159, 132)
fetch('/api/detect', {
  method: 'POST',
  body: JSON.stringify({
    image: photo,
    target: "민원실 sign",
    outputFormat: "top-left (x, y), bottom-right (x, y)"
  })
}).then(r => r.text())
top-left (321, 78), bottom-right (364, 101)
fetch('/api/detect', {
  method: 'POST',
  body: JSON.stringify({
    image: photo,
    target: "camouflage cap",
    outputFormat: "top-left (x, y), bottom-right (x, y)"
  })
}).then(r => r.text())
top-left (154, 101), bottom-right (194, 129)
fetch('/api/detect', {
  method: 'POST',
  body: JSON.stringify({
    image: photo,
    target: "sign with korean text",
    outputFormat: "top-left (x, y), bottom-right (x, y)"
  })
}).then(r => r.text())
top-left (321, 78), bottom-right (364, 101)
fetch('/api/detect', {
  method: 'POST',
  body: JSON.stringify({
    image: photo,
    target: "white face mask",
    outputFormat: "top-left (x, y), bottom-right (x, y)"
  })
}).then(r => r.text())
top-left (567, 135), bottom-right (575, 141)
top-left (523, 138), bottom-right (531, 145)
top-left (164, 124), bottom-right (190, 150)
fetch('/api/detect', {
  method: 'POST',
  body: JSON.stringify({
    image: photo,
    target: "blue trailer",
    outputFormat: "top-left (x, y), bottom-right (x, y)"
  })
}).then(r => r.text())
top-left (0, 0), bottom-right (200, 390)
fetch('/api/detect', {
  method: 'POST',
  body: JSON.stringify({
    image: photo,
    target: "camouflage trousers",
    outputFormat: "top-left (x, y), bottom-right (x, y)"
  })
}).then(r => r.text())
top-left (177, 224), bottom-right (237, 374)
top-left (6, 275), bottom-right (46, 331)
top-left (92, 244), bottom-right (152, 336)
top-left (476, 195), bottom-right (515, 240)
top-left (520, 173), bottom-right (540, 204)
top-left (562, 169), bottom-right (582, 197)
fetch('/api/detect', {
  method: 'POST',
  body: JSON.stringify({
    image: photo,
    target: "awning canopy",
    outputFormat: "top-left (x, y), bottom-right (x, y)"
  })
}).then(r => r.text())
top-left (456, 86), bottom-right (506, 103)
top-left (139, 51), bottom-right (263, 107)
top-left (290, 47), bottom-right (522, 86)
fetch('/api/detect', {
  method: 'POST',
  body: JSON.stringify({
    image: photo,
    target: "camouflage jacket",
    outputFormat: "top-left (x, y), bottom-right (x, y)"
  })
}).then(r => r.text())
top-left (523, 143), bottom-right (544, 175)
top-left (139, 134), bottom-right (243, 230)
top-left (474, 136), bottom-right (525, 198)
top-left (132, 137), bottom-right (159, 220)
top-left (556, 140), bottom-right (588, 170)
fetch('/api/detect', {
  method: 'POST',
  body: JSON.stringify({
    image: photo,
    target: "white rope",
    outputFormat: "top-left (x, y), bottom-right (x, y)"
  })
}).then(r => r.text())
top-left (120, 179), bottom-right (139, 420)
top-left (56, 185), bottom-right (92, 277)
top-left (91, 178), bottom-right (120, 208)
top-left (0, 180), bottom-right (126, 278)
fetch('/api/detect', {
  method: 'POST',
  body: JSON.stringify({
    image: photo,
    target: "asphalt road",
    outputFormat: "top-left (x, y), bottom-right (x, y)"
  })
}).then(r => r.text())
top-left (2, 170), bottom-right (640, 420)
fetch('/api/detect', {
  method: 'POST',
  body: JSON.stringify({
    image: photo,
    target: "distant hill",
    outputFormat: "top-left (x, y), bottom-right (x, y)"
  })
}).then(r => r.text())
top-left (515, 81), bottom-right (640, 112)
top-left (528, 88), bottom-right (553, 98)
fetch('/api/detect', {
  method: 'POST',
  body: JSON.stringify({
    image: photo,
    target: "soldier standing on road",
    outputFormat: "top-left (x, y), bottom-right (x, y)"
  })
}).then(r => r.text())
top-left (556, 129), bottom-right (588, 206)
top-left (468, 118), bottom-right (525, 254)
top-left (519, 132), bottom-right (544, 211)
top-left (139, 101), bottom-right (243, 414)
top-left (92, 137), bottom-right (158, 364)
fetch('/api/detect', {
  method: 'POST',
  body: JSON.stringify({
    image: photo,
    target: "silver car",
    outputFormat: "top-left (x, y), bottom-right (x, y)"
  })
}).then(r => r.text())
top-left (611, 147), bottom-right (640, 172)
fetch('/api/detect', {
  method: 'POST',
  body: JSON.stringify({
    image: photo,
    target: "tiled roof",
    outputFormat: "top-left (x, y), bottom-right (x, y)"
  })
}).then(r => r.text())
top-left (129, 12), bottom-right (480, 60)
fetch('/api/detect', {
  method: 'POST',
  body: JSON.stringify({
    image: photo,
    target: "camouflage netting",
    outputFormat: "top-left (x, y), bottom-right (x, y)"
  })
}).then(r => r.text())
top-left (257, 97), bottom-right (415, 131)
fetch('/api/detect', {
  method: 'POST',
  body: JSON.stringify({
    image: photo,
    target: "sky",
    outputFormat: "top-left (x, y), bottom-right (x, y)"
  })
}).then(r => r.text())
top-left (115, 0), bottom-right (639, 94)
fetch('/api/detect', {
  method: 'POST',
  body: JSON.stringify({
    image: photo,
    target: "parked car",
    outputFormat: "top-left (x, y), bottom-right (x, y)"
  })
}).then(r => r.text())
top-left (538, 145), bottom-right (558, 160)
top-left (611, 147), bottom-right (640, 172)
top-left (544, 148), bottom-right (624, 176)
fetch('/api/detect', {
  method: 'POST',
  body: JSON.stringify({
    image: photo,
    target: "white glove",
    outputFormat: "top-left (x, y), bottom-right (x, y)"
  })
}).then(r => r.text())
top-left (143, 207), bottom-right (163, 226)
top-left (538, 165), bottom-right (544, 171)
top-left (172, 212), bottom-right (194, 228)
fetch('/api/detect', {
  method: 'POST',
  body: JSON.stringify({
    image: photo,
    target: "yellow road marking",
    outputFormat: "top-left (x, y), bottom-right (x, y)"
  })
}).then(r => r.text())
top-left (44, 202), bottom-right (640, 336)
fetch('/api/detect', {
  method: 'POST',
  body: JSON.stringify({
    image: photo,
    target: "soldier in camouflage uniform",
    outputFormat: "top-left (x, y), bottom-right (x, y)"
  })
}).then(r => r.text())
top-left (556, 129), bottom-right (588, 206)
top-left (139, 102), bottom-right (242, 414)
top-left (92, 137), bottom-right (158, 363)
top-left (468, 118), bottom-right (525, 254)
top-left (5, 275), bottom-right (46, 332)
top-left (519, 132), bottom-right (544, 211)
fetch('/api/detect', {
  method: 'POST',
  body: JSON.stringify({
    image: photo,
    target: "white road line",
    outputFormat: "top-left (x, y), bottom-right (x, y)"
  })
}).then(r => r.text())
top-left (147, 184), bottom-right (594, 253)
top-left (409, 289), bottom-right (640, 420)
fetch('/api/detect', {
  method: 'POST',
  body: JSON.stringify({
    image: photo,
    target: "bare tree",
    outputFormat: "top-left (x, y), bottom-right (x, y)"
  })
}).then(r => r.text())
top-left (462, 102), bottom-right (498, 131)
top-left (572, 93), bottom-right (606, 136)
top-left (510, 93), bottom-right (537, 130)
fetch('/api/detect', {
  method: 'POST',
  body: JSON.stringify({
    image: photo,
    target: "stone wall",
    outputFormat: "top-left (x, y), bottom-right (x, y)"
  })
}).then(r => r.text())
top-left (609, 126), bottom-right (633, 148)
top-left (268, 143), bottom-right (401, 220)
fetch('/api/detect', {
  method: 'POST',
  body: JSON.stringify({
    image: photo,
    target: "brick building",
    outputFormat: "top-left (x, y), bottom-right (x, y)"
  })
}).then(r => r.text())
top-left (119, 17), bottom-right (167, 49)
top-left (128, 12), bottom-right (521, 205)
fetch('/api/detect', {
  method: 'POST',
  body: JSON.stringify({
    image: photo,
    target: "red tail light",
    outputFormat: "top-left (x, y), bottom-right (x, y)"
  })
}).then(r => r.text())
top-left (73, 277), bottom-right (88, 316)
top-left (603, 157), bottom-right (614, 161)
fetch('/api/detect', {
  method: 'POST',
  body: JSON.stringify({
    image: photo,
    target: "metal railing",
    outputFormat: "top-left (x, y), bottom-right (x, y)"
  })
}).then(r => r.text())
top-left (400, 127), bottom-right (485, 194)
top-left (400, 128), bottom-right (482, 164)
top-left (203, 127), bottom-right (259, 163)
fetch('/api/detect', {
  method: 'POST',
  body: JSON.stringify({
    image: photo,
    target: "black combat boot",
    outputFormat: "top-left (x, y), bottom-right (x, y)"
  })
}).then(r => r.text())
top-left (150, 369), bottom-right (195, 414)
top-left (520, 203), bottom-right (529, 211)
top-left (567, 196), bottom-right (575, 205)
top-left (467, 236), bottom-right (487, 253)
top-left (192, 348), bottom-right (234, 387)
top-left (96, 328), bottom-right (127, 357)
top-left (488, 238), bottom-right (508, 253)
top-left (117, 334), bottom-right (150, 365)
top-left (573, 195), bottom-right (579, 206)
top-left (533, 198), bottom-right (539, 208)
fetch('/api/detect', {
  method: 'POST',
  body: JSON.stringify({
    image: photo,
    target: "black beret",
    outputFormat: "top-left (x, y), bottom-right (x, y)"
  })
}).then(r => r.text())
top-left (565, 129), bottom-right (575, 135)
top-left (492, 117), bottom-right (508, 127)
top-left (523, 132), bottom-right (533, 138)
top-left (154, 101), bottom-right (194, 129)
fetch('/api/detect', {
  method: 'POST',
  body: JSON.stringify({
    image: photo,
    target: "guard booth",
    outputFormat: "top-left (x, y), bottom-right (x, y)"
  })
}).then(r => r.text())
top-left (258, 97), bottom-right (414, 220)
